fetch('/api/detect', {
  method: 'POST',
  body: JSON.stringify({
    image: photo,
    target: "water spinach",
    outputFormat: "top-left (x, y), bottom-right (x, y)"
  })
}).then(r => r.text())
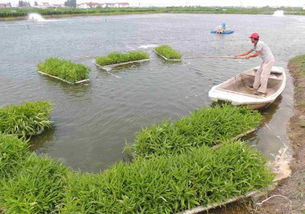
top-left (0, 101), bottom-right (52, 137)
top-left (96, 51), bottom-right (149, 66)
top-left (37, 58), bottom-right (90, 84)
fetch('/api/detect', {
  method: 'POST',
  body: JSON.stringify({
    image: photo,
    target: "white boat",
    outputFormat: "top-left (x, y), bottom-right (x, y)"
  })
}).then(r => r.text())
top-left (208, 66), bottom-right (286, 109)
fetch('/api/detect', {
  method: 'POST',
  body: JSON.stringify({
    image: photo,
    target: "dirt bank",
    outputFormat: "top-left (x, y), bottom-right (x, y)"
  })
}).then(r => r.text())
top-left (253, 55), bottom-right (305, 214)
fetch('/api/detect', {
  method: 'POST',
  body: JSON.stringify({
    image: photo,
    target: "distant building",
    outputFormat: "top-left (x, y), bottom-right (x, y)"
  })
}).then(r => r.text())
top-left (77, 2), bottom-right (102, 8)
top-left (116, 2), bottom-right (129, 8)
top-left (77, 2), bottom-right (129, 9)
top-left (105, 3), bottom-right (116, 7)
top-left (104, 2), bottom-right (130, 8)
top-left (0, 3), bottom-right (12, 8)
top-left (78, 3), bottom-right (90, 8)
top-left (52, 4), bottom-right (65, 8)
top-left (32, 2), bottom-right (65, 8)
top-left (42, 2), bottom-right (50, 7)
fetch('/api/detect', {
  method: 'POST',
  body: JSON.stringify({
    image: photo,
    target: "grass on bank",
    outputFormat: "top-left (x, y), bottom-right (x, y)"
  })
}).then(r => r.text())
top-left (289, 54), bottom-right (305, 78)
top-left (0, 135), bottom-right (69, 214)
top-left (129, 104), bottom-right (262, 159)
top-left (37, 58), bottom-right (90, 83)
top-left (1, 7), bottom-right (305, 18)
top-left (0, 101), bottom-right (52, 137)
top-left (154, 45), bottom-right (182, 60)
top-left (0, 154), bottom-right (69, 214)
top-left (0, 135), bottom-right (273, 214)
top-left (95, 51), bottom-right (149, 66)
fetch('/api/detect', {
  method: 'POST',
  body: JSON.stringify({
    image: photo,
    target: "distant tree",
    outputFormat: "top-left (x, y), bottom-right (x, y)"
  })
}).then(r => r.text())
top-left (64, 0), bottom-right (77, 8)
top-left (34, 1), bottom-right (38, 6)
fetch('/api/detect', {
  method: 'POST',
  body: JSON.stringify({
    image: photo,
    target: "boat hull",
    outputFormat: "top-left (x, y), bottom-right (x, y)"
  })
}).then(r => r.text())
top-left (210, 30), bottom-right (234, 34)
top-left (208, 66), bottom-right (286, 110)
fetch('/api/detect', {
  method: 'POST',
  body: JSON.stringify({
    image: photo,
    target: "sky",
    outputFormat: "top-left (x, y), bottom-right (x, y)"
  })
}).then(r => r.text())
top-left (2, 0), bottom-right (305, 8)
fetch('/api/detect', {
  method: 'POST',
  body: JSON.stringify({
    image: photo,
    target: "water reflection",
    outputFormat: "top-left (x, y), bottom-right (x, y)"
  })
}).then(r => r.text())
top-left (30, 127), bottom-right (56, 151)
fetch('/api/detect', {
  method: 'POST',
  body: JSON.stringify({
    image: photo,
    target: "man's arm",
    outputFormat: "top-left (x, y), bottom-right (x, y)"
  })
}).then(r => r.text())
top-left (234, 49), bottom-right (253, 58)
top-left (245, 51), bottom-right (260, 59)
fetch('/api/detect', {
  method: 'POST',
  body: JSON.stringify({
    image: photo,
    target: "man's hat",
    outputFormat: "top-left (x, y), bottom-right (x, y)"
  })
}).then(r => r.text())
top-left (249, 33), bottom-right (259, 39)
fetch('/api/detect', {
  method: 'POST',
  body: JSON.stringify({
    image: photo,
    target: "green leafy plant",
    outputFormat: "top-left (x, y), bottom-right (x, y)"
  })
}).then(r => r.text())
top-left (154, 45), bottom-right (182, 59)
top-left (62, 142), bottom-right (273, 213)
top-left (0, 101), bottom-right (52, 137)
top-left (0, 136), bottom-right (273, 213)
top-left (37, 58), bottom-right (90, 83)
top-left (130, 104), bottom-right (262, 158)
top-left (289, 54), bottom-right (305, 77)
top-left (0, 154), bottom-right (69, 214)
top-left (0, 135), bottom-right (29, 179)
top-left (96, 51), bottom-right (149, 66)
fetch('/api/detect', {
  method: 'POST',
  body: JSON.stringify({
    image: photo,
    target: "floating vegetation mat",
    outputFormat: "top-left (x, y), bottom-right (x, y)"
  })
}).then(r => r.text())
top-left (0, 135), bottom-right (273, 214)
top-left (129, 104), bottom-right (262, 159)
top-left (0, 101), bottom-right (52, 137)
top-left (154, 45), bottom-right (182, 62)
top-left (37, 58), bottom-right (90, 84)
top-left (95, 59), bottom-right (149, 71)
top-left (95, 51), bottom-right (149, 70)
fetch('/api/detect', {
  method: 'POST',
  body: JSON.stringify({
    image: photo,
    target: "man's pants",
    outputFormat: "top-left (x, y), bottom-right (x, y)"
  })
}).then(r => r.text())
top-left (253, 59), bottom-right (275, 94)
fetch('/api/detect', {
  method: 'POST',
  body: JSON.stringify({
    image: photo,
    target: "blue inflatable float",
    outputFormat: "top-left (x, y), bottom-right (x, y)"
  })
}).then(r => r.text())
top-left (210, 30), bottom-right (234, 34)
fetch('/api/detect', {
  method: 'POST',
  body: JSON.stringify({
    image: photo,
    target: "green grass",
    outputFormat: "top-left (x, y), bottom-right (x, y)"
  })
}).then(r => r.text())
top-left (1, 7), bottom-right (305, 19)
top-left (296, 100), bottom-right (305, 107)
top-left (0, 154), bottom-right (69, 214)
top-left (0, 128), bottom-right (272, 213)
top-left (289, 54), bottom-right (305, 77)
top-left (0, 134), bottom-right (68, 214)
top-left (129, 104), bottom-right (262, 159)
top-left (62, 142), bottom-right (273, 214)
top-left (95, 51), bottom-right (149, 66)
top-left (0, 135), bottom-right (29, 179)
top-left (154, 45), bottom-right (182, 59)
top-left (0, 101), bottom-right (52, 137)
top-left (37, 58), bottom-right (90, 83)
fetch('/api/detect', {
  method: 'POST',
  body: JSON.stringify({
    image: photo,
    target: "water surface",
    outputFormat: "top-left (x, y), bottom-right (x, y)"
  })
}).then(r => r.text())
top-left (1, 14), bottom-right (304, 172)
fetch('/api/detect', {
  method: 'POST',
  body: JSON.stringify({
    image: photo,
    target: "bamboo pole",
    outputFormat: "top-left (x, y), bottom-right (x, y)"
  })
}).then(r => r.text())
top-left (183, 56), bottom-right (237, 59)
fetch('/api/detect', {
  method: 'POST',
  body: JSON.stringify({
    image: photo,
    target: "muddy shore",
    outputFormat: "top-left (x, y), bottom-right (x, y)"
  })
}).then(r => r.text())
top-left (254, 55), bottom-right (305, 214)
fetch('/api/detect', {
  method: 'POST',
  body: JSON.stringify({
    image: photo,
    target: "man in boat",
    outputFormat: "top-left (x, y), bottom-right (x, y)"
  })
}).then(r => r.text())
top-left (216, 23), bottom-right (226, 34)
top-left (234, 33), bottom-right (275, 96)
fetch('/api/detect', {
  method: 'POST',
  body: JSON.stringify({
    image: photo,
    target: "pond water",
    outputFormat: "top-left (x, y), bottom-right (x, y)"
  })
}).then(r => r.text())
top-left (1, 14), bottom-right (305, 173)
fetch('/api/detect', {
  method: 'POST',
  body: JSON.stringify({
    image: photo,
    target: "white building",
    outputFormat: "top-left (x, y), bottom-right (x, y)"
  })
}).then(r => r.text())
top-left (0, 3), bottom-right (12, 8)
top-left (77, 2), bottom-right (130, 8)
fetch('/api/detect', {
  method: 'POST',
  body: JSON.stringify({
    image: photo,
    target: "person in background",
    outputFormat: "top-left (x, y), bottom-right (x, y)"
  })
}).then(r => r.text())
top-left (221, 23), bottom-right (226, 31)
top-left (234, 33), bottom-right (275, 96)
top-left (216, 23), bottom-right (226, 34)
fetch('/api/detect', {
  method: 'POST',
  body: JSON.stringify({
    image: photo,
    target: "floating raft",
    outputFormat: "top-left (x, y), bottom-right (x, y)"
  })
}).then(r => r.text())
top-left (95, 59), bottom-right (150, 71)
top-left (37, 71), bottom-right (89, 85)
top-left (180, 166), bottom-right (288, 214)
top-left (212, 128), bottom-right (257, 149)
top-left (179, 126), bottom-right (287, 214)
top-left (210, 30), bottom-right (234, 34)
top-left (153, 49), bottom-right (182, 62)
top-left (179, 185), bottom-right (275, 214)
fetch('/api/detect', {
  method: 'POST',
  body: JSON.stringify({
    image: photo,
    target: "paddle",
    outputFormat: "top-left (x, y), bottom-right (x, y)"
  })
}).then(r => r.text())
top-left (183, 55), bottom-right (238, 59)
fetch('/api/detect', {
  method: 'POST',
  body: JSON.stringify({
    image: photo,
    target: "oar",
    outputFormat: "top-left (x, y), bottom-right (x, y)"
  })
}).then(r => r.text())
top-left (183, 55), bottom-right (237, 59)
